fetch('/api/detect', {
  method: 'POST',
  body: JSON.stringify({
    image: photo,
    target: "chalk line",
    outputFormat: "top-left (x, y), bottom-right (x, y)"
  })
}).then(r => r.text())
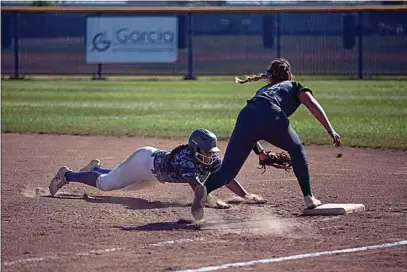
top-left (151, 238), bottom-right (204, 247)
top-left (176, 240), bottom-right (407, 272)
top-left (3, 237), bottom-right (204, 267)
top-left (3, 247), bottom-right (125, 266)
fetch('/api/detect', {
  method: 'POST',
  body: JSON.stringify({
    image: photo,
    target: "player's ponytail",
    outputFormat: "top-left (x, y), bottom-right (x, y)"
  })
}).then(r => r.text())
top-left (236, 58), bottom-right (292, 85)
top-left (235, 73), bottom-right (267, 84)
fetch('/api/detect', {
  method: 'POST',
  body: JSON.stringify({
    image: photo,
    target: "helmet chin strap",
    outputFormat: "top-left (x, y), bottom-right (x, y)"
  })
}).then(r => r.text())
top-left (195, 151), bottom-right (219, 165)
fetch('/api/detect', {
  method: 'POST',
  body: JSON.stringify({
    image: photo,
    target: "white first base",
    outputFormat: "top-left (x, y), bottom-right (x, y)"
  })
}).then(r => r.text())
top-left (302, 203), bottom-right (365, 216)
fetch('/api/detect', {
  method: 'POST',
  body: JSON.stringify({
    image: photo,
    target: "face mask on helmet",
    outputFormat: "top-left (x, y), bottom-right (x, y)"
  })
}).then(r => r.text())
top-left (188, 128), bottom-right (220, 165)
top-left (194, 149), bottom-right (219, 165)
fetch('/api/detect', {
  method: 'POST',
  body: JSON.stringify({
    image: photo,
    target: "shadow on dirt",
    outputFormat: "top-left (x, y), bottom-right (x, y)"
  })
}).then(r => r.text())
top-left (84, 195), bottom-right (189, 210)
top-left (117, 221), bottom-right (201, 231)
top-left (38, 191), bottom-right (189, 210)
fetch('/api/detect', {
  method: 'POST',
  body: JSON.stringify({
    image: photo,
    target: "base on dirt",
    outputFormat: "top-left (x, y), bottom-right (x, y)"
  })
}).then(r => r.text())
top-left (302, 203), bottom-right (365, 216)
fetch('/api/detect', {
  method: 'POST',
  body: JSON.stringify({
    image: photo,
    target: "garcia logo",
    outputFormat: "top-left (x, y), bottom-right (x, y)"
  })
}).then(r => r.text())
top-left (86, 17), bottom-right (178, 63)
top-left (91, 32), bottom-right (111, 52)
top-left (91, 28), bottom-right (175, 52)
top-left (115, 28), bottom-right (174, 44)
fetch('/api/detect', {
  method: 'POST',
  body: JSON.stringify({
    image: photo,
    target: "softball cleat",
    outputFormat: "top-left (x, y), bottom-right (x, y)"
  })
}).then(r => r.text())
top-left (191, 184), bottom-right (207, 221)
top-left (80, 159), bottom-right (101, 172)
top-left (49, 166), bottom-right (70, 196)
top-left (304, 195), bottom-right (322, 209)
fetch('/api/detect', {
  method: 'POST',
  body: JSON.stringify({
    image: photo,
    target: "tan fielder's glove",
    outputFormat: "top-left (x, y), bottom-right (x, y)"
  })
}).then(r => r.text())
top-left (205, 194), bottom-right (231, 209)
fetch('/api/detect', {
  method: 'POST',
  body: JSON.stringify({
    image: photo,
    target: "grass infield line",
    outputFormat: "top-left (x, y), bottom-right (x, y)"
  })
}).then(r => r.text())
top-left (176, 240), bottom-right (407, 272)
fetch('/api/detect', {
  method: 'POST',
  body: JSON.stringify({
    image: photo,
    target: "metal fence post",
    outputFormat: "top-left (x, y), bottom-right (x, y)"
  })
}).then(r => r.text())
top-left (184, 12), bottom-right (196, 80)
top-left (11, 13), bottom-right (24, 80)
top-left (276, 12), bottom-right (281, 59)
top-left (94, 63), bottom-right (105, 80)
top-left (358, 11), bottom-right (364, 79)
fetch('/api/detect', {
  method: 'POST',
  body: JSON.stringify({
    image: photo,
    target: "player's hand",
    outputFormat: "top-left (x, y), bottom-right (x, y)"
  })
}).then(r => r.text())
top-left (328, 130), bottom-right (341, 147)
top-left (215, 199), bottom-right (231, 209)
top-left (206, 194), bottom-right (231, 209)
top-left (243, 193), bottom-right (267, 204)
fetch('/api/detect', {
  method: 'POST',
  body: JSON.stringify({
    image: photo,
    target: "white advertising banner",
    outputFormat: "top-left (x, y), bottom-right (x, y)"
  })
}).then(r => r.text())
top-left (86, 17), bottom-right (178, 63)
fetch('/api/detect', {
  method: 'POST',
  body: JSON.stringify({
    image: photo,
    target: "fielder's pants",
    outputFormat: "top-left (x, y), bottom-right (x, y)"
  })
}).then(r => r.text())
top-left (205, 97), bottom-right (312, 197)
top-left (96, 146), bottom-right (160, 191)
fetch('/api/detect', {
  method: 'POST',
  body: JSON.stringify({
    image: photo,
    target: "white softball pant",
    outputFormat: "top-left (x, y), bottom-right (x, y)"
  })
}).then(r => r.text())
top-left (96, 146), bottom-right (160, 191)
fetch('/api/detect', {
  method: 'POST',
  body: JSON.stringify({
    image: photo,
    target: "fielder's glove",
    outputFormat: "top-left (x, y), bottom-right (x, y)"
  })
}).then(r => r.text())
top-left (259, 151), bottom-right (292, 174)
top-left (206, 194), bottom-right (231, 209)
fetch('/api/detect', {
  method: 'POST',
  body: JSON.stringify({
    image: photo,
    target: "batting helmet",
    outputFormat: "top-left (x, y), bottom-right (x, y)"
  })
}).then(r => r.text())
top-left (189, 128), bottom-right (220, 165)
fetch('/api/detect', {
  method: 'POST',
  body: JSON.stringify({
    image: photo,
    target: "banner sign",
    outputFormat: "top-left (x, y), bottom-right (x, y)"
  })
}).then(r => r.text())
top-left (86, 17), bottom-right (178, 63)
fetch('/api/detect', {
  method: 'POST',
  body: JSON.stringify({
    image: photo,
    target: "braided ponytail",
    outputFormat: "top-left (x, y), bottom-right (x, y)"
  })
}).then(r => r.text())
top-left (235, 58), bottom-right (292, 85)
top-left (235, 73), bottom-right (268, 84)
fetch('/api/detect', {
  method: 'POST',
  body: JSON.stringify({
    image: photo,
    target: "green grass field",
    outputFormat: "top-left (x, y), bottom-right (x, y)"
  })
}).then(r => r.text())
top-left (2, 77), bottom-right (407, 150)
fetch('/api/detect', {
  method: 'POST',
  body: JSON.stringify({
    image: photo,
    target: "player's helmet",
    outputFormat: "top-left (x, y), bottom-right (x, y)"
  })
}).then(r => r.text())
top-left (188, 128), bottom-right (220, 165)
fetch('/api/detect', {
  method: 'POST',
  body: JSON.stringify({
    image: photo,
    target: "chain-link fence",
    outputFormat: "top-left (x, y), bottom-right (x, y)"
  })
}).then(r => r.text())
top-left (2, 6), bottom-right (407, 78)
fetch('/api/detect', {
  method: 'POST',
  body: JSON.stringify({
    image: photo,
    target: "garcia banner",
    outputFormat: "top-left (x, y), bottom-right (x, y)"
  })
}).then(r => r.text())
top-left (86, 17), bottom-right (178, 63)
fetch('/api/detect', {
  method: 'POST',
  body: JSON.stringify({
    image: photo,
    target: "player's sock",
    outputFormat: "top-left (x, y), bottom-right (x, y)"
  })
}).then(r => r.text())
top-left (93, 167), bottom-right (111, 174)
top-left (65, 171), bottom-right (100, 187)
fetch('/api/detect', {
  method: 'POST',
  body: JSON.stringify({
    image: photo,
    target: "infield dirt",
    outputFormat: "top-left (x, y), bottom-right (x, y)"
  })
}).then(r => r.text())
top-left (2, 133), bottom-right (407, 271)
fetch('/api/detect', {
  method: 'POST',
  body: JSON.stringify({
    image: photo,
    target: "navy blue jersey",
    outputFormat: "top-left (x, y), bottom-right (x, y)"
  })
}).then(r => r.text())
top-left (152, 146), bottom-right (221, 183)
top-left (252, 80), bottom-right (312, 117)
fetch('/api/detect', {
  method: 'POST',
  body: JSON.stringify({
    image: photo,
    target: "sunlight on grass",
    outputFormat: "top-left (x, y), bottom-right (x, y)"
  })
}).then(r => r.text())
top-left (2, 79), bottom-right (407, 149)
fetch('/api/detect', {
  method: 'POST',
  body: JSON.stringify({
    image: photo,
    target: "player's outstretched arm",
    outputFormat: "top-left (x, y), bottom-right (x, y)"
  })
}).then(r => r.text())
top-left (226, 179), bottom-right (267, 204)
top-left (299, 91), bottom-right (341, 147)
top-left (187, 178), bottom-right (230, 209)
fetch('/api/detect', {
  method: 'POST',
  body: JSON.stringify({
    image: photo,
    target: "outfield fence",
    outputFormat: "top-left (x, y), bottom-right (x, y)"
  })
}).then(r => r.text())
top-left (1, 5), bottom-right (407, 79)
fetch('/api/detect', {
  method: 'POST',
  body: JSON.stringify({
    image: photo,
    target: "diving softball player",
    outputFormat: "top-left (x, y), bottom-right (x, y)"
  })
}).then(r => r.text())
top-left (49, 128), bottom-right (266, 221)
top-left (200, 58), bottom-right (341, 210)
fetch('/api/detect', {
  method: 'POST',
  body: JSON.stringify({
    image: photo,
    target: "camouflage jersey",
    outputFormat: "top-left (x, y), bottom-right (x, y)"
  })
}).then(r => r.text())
top-left (152, 145), bottom-right (221, 183)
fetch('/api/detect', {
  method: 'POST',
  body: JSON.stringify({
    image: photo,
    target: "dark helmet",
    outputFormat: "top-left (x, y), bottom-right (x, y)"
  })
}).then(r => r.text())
top-left (188, 128), bottom-right (220, 165)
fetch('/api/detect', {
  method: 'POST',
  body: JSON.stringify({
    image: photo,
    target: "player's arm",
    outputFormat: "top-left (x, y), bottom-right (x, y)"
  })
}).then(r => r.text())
top-left (208, 157), bottom-right (266, 203)
top-left (299, 91), bottom-right (341, 147)
top-left (184, 175), bottom-right (230, 209)
top-left (179, 161), bottom-right (205, 187)
top-left (253, 141), bottom-right (264, 155)
top-left (225, 178), bottom-right (247, 197)
top-left (252, 141), bottom-right (269, 161)
top-left (179, 158), bottom-right (229, 209)
top-left (225, 178), bottom-right (266, 204)
top-left (186, 176), bottom-right (202, 190)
